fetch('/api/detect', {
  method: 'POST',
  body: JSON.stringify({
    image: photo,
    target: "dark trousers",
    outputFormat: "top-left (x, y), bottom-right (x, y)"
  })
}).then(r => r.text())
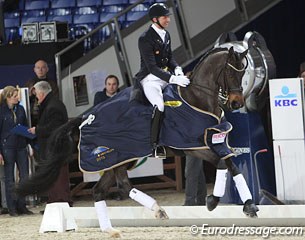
top-left (184, 155), bottom-right (207, 205)
top-left (2, 148), bottom-right (29, 212)
top-left (47, 163), bottom-right (72, 206)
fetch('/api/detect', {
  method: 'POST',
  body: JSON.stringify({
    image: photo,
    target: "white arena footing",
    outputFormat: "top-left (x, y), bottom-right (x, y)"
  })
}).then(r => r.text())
top-left (40, 203), bottom-right (305, 232)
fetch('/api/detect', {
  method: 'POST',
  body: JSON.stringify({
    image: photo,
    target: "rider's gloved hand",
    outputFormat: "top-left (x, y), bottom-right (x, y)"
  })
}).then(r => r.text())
top-left (169, 75), bottom-right (190, 87)
top-left (174, 66), bottom-right (184, 76)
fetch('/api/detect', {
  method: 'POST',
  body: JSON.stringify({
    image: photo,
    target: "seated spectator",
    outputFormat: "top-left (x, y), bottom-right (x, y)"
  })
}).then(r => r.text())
top-left (0, 86), bottom-right (33, 216)
top-left (94, 74), bottom-right (120, 106)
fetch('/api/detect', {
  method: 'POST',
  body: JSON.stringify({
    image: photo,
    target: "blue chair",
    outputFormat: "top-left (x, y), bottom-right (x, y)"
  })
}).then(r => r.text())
top-left (101, 5), bottom-right (124, 13)
top-left (103, 0), bottom-right (128, 5)
top-left (99, 12), bottom-right (125, 23)
top-left (48, 8), bottom-right (72, 16)
top-left (126, 11), bottom-right (146, 21)
top-left (25, 0), bottom-right (49, 10)
top-left (21, 16), bottom-right (46, 24)
top-left (75, 6), bottom-right (98, 15)
top-left (4, 11), bottom-right (20, 28)
top-left (76, 0), bottom-right (102, 7)
top-left (5, 28), bottom-right (20, 43)
top-left (73, 13), bottom-right (99, 24)
top-left (47, 15), bottom-right (73, 24)
top-left (23, 10), bottom-right (45, 17)
top-left (129, 0), bottom-right (153, 4)
top-left (50, 0), bottom-right (76, 8)
top-left (4, 18), bottom-right (20, 28)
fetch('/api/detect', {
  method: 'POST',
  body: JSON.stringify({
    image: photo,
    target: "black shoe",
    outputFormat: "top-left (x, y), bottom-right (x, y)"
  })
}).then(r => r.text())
top-left (1, 208), bottom-right (9, 214)
top-left (39, 210), bottom-right (44, 215)
top-left (206, 194), bottom-right (219, 211)
top-left (9, 210), bottom-right (19, 217)
top-left (17, 207), bottom-right (34, 215)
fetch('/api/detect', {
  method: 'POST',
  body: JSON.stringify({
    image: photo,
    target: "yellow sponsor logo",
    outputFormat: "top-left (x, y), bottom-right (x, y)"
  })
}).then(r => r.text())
top-left (164, 100), bottom-right (182, 107)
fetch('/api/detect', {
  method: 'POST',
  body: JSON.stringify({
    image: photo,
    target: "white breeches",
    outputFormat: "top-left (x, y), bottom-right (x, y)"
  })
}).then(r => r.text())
top-left (141, 74), bottom-right (168, 112)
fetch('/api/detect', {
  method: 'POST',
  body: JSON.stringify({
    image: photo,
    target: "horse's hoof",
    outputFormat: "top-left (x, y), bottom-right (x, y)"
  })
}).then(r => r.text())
top-left (206, 195), bottom-right (219, 211)
top-left (105, 228), bottom-right (122, 238)
top-left (155, 207), bottom-right (169, 219)
top-left (243, 202), bottom-right (259, 218)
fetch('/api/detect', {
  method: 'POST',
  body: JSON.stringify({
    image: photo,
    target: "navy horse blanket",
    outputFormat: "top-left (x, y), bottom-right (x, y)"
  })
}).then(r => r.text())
top-left (79, 85), bottom-right (234, 173)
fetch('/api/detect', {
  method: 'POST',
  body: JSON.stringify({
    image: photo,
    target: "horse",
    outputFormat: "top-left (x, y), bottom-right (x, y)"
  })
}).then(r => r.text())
top-left (17, 47), bottom-right (258, 238)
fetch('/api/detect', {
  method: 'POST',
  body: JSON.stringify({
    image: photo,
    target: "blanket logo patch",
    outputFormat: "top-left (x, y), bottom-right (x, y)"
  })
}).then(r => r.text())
top-left (91, 146), bottom-right (114, 162)
top-left (212, 132), bottom-right (226, 144)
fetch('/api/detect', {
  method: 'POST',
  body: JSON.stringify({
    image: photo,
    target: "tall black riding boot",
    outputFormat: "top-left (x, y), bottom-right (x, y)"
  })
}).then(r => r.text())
top-left (151, 105), bottom-right (165, 157)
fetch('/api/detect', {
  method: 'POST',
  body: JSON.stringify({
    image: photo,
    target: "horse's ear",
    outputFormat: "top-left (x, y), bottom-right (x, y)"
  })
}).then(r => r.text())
top-left (228, 46), bottom-right (234, 55)
top-left (240, 49), bottom-right (248, 59)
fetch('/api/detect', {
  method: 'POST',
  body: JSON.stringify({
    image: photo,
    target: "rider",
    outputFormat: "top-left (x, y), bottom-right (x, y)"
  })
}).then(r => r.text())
top-left (135, 3), bottom-right (190, 156)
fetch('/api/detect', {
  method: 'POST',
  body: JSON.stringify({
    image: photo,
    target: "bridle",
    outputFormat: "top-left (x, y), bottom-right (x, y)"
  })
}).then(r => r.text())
top-left (218, 54), bottom-right (248, 104)
top-left (188, 48), bottom-right (247, 104)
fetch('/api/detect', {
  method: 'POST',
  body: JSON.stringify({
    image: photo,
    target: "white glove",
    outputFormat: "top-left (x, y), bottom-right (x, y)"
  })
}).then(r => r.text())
top-left (169, 75), bottom-right (190, 87)
top-left (174, 66), bottom-right (184, 76)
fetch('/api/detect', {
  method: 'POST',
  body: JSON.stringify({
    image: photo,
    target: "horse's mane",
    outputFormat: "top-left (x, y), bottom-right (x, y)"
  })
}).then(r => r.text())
top-left (189, 47), bottom-right (228, 79)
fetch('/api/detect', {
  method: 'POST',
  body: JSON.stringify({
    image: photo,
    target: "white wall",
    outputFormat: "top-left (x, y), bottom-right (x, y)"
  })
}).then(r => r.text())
top-left (62, 46), bottom-right (122, 118)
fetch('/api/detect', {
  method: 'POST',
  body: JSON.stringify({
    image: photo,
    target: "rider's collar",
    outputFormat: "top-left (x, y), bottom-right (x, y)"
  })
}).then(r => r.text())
top-left (151, 24), bottom-right (166, 42)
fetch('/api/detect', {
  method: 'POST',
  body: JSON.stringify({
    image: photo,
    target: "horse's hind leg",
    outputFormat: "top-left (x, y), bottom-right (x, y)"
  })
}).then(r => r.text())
top-left (93, 170), bottom-right (121, 238)
top-left (113, 163), bottom-right (133, 200)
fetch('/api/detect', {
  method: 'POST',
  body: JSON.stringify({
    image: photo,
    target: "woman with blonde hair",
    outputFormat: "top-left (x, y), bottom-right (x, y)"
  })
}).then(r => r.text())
top-left (0, 86), bottom-right (32, 216)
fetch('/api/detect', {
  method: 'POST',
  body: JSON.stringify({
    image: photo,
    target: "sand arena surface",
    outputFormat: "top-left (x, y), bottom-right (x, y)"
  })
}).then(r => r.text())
top-left (0, 188), bottom-right (304, 240)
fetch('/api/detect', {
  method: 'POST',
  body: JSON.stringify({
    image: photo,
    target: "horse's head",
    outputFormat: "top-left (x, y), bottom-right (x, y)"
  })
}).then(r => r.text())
top-left (220, 47), bottom-right (248, 110)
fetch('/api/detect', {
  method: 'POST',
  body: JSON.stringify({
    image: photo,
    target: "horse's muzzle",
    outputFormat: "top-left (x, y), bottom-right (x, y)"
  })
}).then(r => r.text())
top-left (230, 100), bottom-right (244, 110)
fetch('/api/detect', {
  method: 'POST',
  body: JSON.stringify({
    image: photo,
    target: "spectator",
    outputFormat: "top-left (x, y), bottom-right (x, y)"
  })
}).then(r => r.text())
top-left (298, 61), bottom-right (305, 79)
top-left (93, 75), bottom-right (120, 106)
top-left (25, 59), bottom-right (59, 126)
top-left (184, 155), bottom-right (207, 205)
top-left (28, 81), bottom-right (72, 209)
top-left (0, 86), bottom-right (33, 216)
top-left (0, 162), bottom-right (8, 214)
top-left (134, 3), bottom-right (189, 155)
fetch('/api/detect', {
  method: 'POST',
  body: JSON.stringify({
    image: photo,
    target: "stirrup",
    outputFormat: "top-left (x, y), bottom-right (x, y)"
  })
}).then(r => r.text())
top-left (152, 146), bottom-right (166, 158)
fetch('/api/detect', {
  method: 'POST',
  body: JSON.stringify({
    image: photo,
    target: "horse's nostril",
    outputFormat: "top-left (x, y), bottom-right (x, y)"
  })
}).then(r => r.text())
top-left (231, 101), bottom-right (242, 110)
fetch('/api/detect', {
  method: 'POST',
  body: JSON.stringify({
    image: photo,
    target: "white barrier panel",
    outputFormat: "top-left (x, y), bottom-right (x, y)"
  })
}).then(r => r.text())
top-left (57, 205), bottom-right (305, 228)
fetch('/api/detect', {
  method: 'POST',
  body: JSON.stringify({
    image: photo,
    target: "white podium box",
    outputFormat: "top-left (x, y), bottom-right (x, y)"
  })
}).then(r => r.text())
top-left (269, 78), bottom-right (305, 203)
top-left (273, 140), bottom-right (305, 203)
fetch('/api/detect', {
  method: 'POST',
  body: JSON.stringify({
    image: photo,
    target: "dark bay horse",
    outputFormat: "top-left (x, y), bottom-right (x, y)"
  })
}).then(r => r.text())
top-left (17, 47), bottom-right (258, 238)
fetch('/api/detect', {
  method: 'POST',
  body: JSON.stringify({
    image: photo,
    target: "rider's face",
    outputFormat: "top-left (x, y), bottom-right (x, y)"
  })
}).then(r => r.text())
top-left (154, 16), bottom-right (170, 28)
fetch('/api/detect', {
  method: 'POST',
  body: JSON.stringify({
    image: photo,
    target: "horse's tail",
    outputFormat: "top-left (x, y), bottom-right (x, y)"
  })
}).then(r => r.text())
top-left (16, 117), bottom-right (82, 197)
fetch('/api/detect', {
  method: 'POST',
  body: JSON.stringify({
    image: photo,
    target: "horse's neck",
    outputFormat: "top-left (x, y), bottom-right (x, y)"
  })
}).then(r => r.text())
top-left (181, 76), bottom-right (221, 117)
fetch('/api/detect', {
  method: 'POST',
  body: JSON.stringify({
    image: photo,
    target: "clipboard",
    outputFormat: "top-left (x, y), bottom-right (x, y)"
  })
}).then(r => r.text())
top-left (10, 124), bottom-right (36, 139)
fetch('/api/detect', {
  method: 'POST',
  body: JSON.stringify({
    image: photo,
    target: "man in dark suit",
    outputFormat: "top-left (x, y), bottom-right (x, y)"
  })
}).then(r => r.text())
top-left (28, 81), bottom-right (72, 207)
top-left (135, 3), bottom-right (190, 155)
top-left (93, 74), bottom-right (120, 106)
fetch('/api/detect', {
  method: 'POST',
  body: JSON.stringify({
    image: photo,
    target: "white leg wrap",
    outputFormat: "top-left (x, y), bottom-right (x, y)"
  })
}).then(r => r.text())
top-left (94, 200), bottom-right (112, 231)
top-left (233, 174), bottom-right (252, 203)
top-left (129, 188), bottom-right (156, 210)
top-left (213, 169), bottom-right (228, 197)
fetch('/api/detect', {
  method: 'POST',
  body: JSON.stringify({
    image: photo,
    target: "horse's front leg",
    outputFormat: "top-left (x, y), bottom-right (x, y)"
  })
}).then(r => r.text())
top-left (93, 169), bottom-right (121, 238)
top-left (206, 158), bottom-right (259, 218)
top-left (225, 158), bottom-right (259, 218)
